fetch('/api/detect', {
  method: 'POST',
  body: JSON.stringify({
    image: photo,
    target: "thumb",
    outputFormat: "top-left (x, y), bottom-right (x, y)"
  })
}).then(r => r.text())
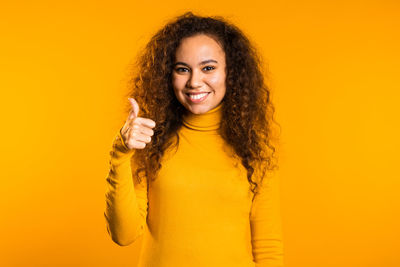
top-left (128, 98), bottom-right (139, 119)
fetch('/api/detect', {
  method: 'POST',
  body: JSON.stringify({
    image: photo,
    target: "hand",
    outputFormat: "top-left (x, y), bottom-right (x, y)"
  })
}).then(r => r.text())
top-left (120, 98), bottom-right (156, 150)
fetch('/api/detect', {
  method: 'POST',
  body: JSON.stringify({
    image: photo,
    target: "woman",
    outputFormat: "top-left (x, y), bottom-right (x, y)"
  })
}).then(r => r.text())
top-left (104, 12), bottom-right (284, 267)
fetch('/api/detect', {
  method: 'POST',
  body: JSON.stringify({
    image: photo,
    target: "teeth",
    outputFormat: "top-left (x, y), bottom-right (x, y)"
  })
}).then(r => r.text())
top-left (189, 93), bottom-right (208, 100)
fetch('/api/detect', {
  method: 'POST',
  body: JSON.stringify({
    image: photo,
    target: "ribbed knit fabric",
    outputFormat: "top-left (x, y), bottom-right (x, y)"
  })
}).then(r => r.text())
top-left (104, 102), bottom-right (284, 267)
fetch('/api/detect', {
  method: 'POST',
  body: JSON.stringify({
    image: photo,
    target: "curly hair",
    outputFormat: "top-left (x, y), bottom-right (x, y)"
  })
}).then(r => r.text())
top-left (122, 11), bottom-right (280, 195)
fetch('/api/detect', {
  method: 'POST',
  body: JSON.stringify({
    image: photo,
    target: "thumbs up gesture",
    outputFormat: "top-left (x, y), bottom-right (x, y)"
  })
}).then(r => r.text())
top-left (120, 98), bottom-right (156, 150)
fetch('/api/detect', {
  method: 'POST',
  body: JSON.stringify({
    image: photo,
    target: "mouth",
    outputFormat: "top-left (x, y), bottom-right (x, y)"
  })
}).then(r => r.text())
top-left (185, 92), bottom-right (211, 103)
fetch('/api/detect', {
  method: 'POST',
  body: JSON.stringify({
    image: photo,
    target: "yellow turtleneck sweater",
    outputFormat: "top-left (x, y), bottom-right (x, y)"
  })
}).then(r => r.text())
top-left (104, 103), bottom-right (284, 267)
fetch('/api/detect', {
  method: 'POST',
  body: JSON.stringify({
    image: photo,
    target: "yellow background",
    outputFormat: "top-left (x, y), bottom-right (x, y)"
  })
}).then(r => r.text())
top-left (1, 1), bottom-right (399, 266)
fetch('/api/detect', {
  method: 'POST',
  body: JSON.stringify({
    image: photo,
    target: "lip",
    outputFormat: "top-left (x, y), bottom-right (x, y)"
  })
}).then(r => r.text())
top-left (185, 92), bottom-right (210, 103)
top-left (185, 91), bottom-right (210, 95)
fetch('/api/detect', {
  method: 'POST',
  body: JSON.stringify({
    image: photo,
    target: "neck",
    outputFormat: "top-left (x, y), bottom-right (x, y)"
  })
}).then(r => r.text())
top-left (182, 103), bottom-right (223, 131)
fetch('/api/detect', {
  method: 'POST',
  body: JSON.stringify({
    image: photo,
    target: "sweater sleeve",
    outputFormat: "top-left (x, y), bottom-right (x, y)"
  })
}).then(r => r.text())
top-left (250, 170), bottom-right (284, 267)
top-left (103, 128), bottom-right (148, 246)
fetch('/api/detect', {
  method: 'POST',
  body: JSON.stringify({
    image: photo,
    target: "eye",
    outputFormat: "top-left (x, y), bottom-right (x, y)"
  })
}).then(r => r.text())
top-left (175, 67), bottom-right (189, 73)
top-left (203, 66), bottom-right (215, 71)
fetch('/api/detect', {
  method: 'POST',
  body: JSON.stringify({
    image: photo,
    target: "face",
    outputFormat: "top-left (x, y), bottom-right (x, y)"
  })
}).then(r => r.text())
top-left (172, 34), bottom-right (226, 115)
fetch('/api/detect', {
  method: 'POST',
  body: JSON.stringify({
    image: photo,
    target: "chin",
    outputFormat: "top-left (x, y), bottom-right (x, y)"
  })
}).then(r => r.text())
top-left (186, 105), bottom-right (210, 115)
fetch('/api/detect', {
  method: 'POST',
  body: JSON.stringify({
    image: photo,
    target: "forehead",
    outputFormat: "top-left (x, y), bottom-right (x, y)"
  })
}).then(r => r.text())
top-left (175, 34), bottom-right (225, 62)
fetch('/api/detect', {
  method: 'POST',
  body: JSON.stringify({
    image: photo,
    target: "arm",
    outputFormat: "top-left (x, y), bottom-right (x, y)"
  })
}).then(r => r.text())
top-left (104, 128), bottom-right (148, 246)
top-left (250, 170), bottom-right (284, 267)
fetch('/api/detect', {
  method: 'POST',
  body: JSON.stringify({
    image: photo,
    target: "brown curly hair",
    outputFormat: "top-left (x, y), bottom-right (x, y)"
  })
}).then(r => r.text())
top-left (122, 11), bottom-right (280, 195)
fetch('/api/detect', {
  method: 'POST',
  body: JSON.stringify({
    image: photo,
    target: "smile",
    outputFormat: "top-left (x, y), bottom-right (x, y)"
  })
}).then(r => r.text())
top-left (186, 92), bottom-right (210, 103)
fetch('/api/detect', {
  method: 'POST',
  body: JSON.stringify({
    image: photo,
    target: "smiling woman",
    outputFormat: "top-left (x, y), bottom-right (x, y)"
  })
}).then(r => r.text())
top-left (104, 11), bottom-right (283, 267)
top-left (172, 34), bottom-right (227, 114)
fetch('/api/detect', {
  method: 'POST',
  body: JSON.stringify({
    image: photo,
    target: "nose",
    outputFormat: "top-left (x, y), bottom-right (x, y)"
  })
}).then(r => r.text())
top-left (186, 69), bottom-right (203, 89)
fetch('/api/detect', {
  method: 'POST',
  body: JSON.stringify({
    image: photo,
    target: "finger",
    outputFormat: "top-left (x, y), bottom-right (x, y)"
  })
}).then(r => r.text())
top-left (134, 117), bottom-right (156, 128)
top-left (128, 98), bottom-right (140, 119)
top-left (132, 131), bottom-right (152, 143)
top-left (129, 139), bottom-right (146, 149)
top-left (138, 126), bottom-right (154, 137)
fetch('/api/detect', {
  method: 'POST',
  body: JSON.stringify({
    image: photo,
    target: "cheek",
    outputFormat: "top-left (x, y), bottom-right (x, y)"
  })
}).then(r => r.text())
top-left (208, 72), bottom-right (226, 90)
top-left (172, 75), bottom-right (187, 91)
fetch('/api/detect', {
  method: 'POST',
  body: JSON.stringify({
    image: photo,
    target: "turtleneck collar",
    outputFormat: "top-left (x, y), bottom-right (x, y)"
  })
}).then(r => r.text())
top-left (182, 102), bottom-right (223, 131)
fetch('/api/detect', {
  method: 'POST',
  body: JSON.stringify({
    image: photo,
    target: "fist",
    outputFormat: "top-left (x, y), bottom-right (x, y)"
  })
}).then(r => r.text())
top-left (120, 98), bottom-right (156, 150)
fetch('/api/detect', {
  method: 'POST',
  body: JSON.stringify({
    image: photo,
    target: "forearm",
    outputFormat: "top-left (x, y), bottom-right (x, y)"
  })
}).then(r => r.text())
top-left (104, 131), bottom-right (145, 246)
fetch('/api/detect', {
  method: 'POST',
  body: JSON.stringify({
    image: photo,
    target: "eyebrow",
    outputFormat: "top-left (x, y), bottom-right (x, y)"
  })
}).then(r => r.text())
top-left (173, 59), bottom-right (218, 67)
